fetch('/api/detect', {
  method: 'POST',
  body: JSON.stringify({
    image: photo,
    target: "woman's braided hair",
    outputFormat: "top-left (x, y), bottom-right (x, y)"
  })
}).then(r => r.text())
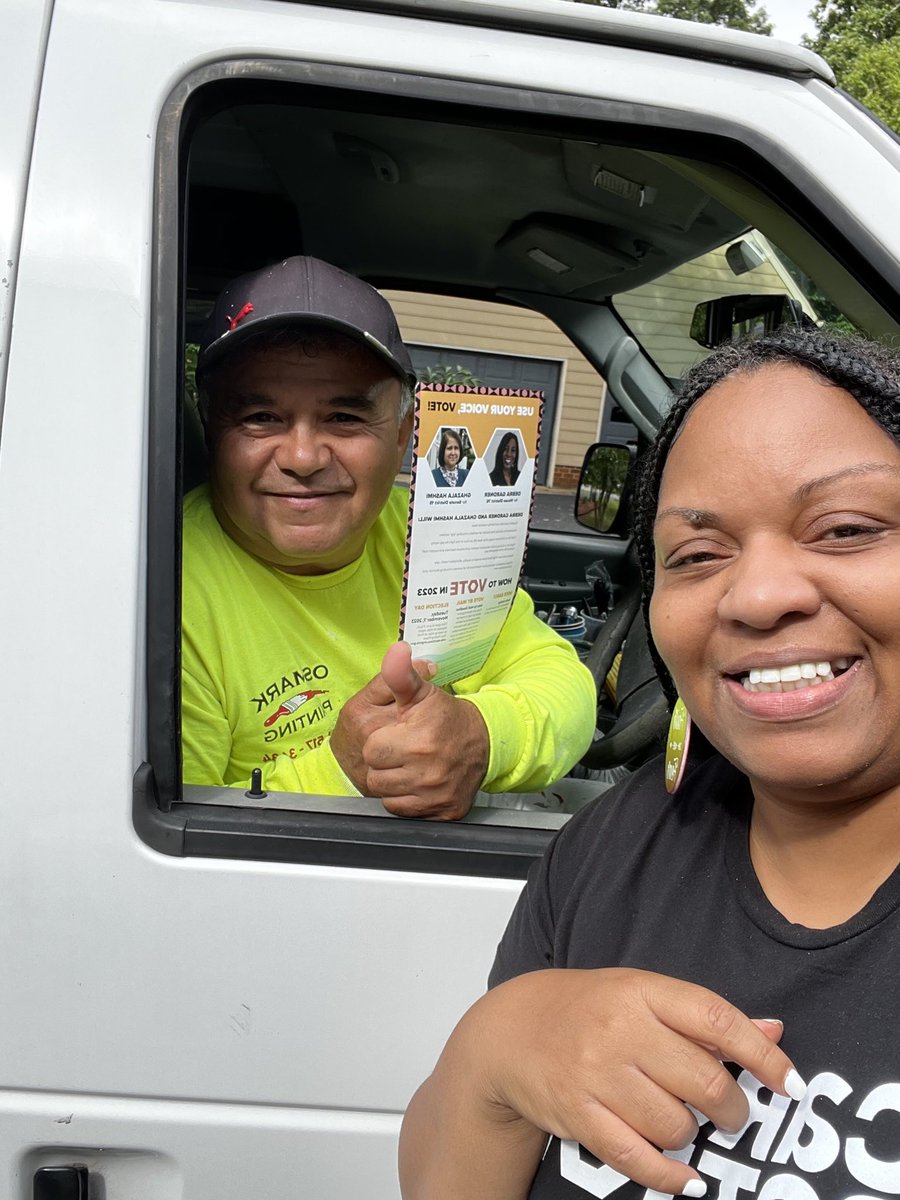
top-left (631, 326), bottom-right (900, 703)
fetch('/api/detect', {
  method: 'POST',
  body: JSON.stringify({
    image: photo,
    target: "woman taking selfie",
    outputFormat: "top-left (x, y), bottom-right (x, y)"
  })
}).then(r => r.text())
top-left (400, 329), bottom-right (900, 1200)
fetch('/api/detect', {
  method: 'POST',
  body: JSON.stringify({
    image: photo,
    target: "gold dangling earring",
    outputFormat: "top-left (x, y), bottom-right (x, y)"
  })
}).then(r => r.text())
top-left (664, 698), bottom-right (692, 794)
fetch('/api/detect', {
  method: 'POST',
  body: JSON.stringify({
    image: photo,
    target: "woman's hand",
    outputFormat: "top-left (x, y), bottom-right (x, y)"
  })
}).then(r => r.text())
top-left (400, 967), bottom-right (802, 1200)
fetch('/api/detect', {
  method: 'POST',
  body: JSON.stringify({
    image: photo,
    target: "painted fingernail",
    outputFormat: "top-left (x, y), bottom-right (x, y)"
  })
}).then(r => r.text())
top-left (682, 1181), bottom-right (707, 1198)
top-left (784, 1068), bottom-right (807, 1101)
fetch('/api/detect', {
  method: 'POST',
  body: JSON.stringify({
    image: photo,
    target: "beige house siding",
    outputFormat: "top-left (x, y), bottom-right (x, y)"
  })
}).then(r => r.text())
top-left (614, 239), bottom-right (816, 380)
top-left (385, 291), bottom-right (606, 489)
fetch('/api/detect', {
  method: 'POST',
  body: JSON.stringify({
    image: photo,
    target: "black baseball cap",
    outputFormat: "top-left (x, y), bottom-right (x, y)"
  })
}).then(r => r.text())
top-left (197, 256), bottom-right (416, 385)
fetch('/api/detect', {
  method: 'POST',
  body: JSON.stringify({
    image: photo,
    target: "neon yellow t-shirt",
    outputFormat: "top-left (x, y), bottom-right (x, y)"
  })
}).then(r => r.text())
top-left (182, 484), bottom-right (595, 795)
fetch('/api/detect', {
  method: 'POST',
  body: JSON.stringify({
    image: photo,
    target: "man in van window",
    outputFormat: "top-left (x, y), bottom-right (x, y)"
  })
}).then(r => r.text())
top-left (182, 256), bottom-right (595, 819)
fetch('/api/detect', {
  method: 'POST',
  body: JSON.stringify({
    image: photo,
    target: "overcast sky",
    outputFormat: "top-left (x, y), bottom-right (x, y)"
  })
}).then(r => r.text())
top-left (763, 0), bottom-right (817, 43)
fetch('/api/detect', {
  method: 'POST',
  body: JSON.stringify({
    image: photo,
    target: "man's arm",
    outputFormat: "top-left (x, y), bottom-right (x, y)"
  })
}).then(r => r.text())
top-left (183, 590), bottom-right (595, 810)
top-left (182, 639), bottom-right (479, 805)
top-left (451, 589), bottom-right (596, 793)
top-left (326, 593), bottom-right (595, 817)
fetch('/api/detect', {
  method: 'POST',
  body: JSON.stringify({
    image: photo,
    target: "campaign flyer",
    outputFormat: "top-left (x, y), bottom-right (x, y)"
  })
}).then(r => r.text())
top-left (400, 384), bottom-right (543, 684)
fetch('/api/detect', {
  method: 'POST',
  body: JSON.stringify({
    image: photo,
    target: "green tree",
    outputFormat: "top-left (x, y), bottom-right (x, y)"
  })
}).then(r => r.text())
top-left (653, 0), bottom-right (772, 34)
top-left (569, 0), bottom-right (773, 35)
top-left (806, 0), bottom-right (900, 131)
top-left (577, 446), bottom-right (629, 532)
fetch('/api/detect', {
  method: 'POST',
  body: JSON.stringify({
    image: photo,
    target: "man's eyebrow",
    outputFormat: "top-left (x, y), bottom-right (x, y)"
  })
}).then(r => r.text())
top-left (793, 462), bottom-right (900, 502)
top-left (324, 392), bottom-right (380, 411)
top-left (227, 391), bottom-right (275, 410)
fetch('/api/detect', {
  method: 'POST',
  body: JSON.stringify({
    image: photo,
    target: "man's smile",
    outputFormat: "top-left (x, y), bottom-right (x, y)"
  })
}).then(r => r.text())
top-left (264, 488), bottom-right (346, 499)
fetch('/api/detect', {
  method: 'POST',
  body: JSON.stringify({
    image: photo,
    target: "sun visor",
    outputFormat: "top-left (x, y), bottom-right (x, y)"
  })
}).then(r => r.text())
top-left (497, 219), bottom-right (641, 294)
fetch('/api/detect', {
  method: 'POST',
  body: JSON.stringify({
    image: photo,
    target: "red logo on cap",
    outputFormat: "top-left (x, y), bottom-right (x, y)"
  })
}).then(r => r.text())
top-left (228, 302), bottom-right (254, 331)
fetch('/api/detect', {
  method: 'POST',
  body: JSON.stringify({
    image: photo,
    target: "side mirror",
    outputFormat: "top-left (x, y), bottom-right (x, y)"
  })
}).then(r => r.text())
top-left (575, 443), bottom-right (634, 536)
top-left (690, 294), bottom-right (809, 349)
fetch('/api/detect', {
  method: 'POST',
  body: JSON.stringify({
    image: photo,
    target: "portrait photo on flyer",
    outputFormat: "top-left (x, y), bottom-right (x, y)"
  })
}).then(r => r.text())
top-left (400, 384), bottom-right (543, 685)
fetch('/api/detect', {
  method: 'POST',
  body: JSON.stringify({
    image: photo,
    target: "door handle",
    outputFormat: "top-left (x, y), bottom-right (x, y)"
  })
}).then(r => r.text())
top-left (33, 1165), bottom-right (89, 1200)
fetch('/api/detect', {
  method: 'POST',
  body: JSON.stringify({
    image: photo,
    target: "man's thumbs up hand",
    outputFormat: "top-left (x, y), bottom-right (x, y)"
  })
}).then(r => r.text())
top-left (339, 641), bottom-right (488, 820)
top-left (329, 644), bottom-right (439, 794)
top-left (362, 642), bottom-right (489, 819)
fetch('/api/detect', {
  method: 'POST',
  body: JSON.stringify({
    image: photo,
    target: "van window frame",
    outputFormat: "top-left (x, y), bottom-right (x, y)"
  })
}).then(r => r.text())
top-left (137, 57), bottom-right (900, 875)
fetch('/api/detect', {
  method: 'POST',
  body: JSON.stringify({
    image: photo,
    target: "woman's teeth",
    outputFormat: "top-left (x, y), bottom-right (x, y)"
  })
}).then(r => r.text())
top-left (740, 658), bottom-right (852, 692)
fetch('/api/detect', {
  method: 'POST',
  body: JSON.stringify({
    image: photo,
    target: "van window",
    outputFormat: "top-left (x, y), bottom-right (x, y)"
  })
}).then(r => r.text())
top-left (137, 65), bottom-right (900, 875)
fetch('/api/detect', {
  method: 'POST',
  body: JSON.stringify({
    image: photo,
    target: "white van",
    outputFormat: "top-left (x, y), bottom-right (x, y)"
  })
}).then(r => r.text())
top-left (2, 1), bottom-right (899, 1196)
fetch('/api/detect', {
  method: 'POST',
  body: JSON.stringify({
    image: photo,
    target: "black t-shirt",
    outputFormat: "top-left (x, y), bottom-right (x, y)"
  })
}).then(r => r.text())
top-left (490, 754), bottom-right (900, 1200)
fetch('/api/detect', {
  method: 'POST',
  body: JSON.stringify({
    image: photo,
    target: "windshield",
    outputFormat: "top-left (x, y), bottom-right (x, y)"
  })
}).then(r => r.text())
top-left (613, 231), bottom-right (857, 383)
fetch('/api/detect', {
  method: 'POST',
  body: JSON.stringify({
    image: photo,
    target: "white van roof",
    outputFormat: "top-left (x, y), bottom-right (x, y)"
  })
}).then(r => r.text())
top-left (310, 0), bottom-right (835, 84)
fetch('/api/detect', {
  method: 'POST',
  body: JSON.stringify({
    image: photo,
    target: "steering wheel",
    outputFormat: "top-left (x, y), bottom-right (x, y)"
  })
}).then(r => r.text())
top-left (579, 545), bottom-right (670, 771)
